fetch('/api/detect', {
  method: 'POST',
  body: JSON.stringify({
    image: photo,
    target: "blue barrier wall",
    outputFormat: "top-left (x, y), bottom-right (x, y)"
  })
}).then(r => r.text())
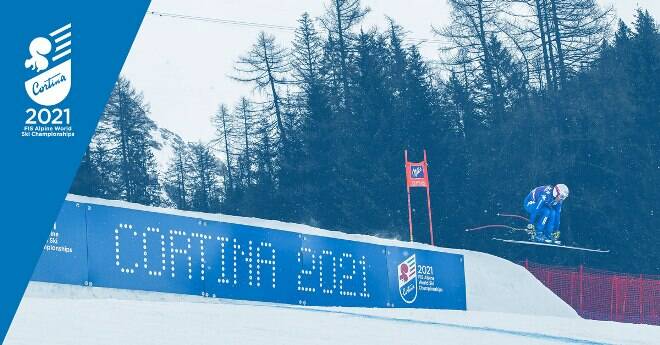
top-left (31, 201), bottom-right (88, 285)
top-left (31, 200), bottom-right (466, 310)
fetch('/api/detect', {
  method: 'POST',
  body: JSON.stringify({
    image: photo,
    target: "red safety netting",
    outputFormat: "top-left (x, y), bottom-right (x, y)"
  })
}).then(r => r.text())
top-left (520, 260), bottom-right (660, 325)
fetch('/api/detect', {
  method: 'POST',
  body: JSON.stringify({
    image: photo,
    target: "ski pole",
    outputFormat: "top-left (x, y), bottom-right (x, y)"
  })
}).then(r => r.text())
top-left (496, 213), bottom-right (530, 222)
top-left (465, 224), bottom-right (524, 232)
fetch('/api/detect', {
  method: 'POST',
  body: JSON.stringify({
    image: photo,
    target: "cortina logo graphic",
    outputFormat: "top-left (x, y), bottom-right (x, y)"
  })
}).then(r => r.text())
top-left (397, 254), bottom-right (418, 303)
top-left (24, 23), bottom-right (72, 106)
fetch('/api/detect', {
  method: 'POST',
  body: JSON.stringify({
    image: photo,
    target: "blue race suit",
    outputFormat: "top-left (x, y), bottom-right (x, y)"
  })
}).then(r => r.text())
top-left (523, 186), bottom-right (563, 240)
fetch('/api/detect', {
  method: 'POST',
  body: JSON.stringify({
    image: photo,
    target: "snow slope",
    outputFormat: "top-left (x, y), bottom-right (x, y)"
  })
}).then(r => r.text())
top-left (5, 282), bottom-right (659, 345)
top-left (5, 196), bottom-right (658, 344)
top-left (64, 195), bottom-right (576, 317)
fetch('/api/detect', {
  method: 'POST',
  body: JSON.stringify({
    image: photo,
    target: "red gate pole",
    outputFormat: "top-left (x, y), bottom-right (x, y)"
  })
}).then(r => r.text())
top-left (407, 186), bottom-right (414, 242)
top-left (405, 150), bottom-right (414, 242)
top-left (424, 150), bottom-right (434, 246)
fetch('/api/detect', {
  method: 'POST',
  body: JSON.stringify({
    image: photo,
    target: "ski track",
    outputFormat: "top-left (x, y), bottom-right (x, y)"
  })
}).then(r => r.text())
top-left (4, 283), bottom-right (659, 345)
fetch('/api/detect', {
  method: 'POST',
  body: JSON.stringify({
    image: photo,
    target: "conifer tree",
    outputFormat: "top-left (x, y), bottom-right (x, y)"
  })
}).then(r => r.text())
top-left (91, 76), bottom-right (161, 205)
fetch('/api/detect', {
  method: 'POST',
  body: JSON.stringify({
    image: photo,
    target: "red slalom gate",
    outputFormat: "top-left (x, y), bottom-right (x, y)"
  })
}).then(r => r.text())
top-left (521, 260), bottom-right (660, 325)
top-left (404, 150), bottom-right (434, 245)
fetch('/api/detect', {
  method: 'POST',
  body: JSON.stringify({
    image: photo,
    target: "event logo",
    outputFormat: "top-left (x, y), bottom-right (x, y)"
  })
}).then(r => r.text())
top-left (24, 23), bottom-right (72, 106)
top-left (21, 23), bottom-right (75, 138)
top-left (398, 254), bottom-right (418, 303)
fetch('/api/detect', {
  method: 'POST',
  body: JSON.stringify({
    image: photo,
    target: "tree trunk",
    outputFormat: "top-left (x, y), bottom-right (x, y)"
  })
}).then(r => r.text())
top-left (475, 0), bottom-right (502, 117)
top-left (242, 102), bottom-right (251, 183)
top-left (220, 108), bottom-right (233, 191)
top-left (543, 0), bottom-right (558, 93)
top-left (549, 0), bottom-right (566, 88)
top-left (334, 0), bottom-right (351, 107)
top-left (534, 0), bottom-right (553, 92)
top-left (262, 41), bottom-right (287, 145)
top-left (118, 85), bottom-right (132, 201)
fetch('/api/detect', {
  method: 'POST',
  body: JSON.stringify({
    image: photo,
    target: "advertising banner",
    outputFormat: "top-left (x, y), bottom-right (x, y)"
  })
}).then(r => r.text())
top-left (406, 162), bottom-right (429, 188)
top-left (28, 199), bottom-right (467, 311)
top-left (386, 246), bottom-right (466, 309)
top-left (297, 234), bottom-right (389, 307)
top-left (85, 204), bottom-right (206, 295)
top-left (31, 201), bottom-right (88, 285)
top-left (200, 222), bottom-right (302, 304)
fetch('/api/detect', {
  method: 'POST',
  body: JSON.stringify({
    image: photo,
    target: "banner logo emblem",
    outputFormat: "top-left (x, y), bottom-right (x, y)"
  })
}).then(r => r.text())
top-left (410, 165), bottom-right (424, 179)
top-left (398, 254), bottom-right (418, 303)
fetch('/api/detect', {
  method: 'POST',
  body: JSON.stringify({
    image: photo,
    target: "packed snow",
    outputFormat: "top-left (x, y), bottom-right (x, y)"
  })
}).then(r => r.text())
top-left (5, 282), bottom-right (659, 345)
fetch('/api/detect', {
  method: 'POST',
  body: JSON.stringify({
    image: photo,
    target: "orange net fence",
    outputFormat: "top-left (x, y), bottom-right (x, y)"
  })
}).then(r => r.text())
top-left (520, 260), bottom-right (660, 325)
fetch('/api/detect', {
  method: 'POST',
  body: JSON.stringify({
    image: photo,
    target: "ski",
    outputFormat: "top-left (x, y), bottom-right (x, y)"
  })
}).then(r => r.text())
top-left (492, 237), bottom-right (609, 253)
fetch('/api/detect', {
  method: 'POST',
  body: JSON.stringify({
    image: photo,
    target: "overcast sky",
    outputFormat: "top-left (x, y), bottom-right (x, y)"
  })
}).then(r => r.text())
top-left (121, 0), bottom-right (659, 146)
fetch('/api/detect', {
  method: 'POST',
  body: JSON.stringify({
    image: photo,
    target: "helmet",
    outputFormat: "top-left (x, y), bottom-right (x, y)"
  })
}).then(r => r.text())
top-left (553, 184), bottom-right (569, 200)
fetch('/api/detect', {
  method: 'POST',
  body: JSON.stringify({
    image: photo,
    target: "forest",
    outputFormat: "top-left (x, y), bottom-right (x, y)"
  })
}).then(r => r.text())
top-left (70, 0), bottom-right (659, 274)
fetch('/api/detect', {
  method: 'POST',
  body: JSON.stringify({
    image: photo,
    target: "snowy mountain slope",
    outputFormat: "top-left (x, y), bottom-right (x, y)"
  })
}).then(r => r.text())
top-left (65, 194), bottom-right (577, 317)
top-left (5, 282), bottom-right (659, 345)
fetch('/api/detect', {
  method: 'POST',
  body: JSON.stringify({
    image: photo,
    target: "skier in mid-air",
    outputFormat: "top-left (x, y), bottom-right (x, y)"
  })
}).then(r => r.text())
top-left (523, 184), bottom-right (569, 244)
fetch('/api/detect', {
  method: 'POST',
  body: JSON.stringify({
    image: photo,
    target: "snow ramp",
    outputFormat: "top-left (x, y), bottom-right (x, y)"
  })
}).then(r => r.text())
top-left (28, 195), bottom-right (576, 318)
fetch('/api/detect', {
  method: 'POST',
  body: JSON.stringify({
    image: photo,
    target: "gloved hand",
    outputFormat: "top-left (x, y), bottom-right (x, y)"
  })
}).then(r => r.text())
top-left (525, 223), bottom-right (535, 235)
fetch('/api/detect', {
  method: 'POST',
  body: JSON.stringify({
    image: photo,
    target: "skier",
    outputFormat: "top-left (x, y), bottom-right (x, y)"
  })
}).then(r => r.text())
top-left (523, 184), bottom-right (569, 244)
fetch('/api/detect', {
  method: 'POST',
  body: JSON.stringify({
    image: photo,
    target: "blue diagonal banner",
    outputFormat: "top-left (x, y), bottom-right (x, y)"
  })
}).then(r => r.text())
top-left (0, 1), bottom-right (151, 342)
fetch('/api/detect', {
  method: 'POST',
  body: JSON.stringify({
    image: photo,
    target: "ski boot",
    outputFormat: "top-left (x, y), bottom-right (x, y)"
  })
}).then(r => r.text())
top-left (551, 231), bottom-right (561, 245)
